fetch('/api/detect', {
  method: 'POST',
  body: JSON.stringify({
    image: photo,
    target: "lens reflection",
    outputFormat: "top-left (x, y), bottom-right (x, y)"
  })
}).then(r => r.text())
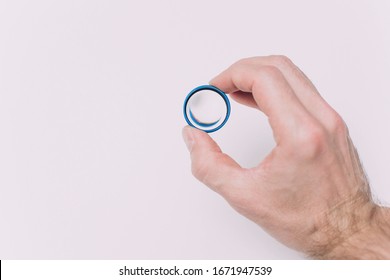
top-left (184, 87), bottom-right (230, 132)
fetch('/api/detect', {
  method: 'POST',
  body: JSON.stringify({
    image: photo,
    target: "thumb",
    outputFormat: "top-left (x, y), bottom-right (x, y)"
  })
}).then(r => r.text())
top-left (182, 126), bottom-right (243, 195)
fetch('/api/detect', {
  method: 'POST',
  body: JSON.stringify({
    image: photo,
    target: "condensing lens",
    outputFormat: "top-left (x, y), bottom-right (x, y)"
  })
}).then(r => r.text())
top-left (183, 85), bottom-right (230, 133)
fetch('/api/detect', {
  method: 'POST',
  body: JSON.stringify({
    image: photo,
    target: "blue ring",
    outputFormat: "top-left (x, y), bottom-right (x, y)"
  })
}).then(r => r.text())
top-left (183, 85), bottom-right (231, 133)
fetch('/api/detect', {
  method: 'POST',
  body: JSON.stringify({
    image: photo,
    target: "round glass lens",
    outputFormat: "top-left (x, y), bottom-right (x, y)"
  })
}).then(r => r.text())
top-left (183, 85), bottom-right (230, 133)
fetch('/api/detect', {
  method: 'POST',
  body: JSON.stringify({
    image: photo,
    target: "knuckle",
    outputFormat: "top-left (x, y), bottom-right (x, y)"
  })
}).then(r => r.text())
top-left (295, 123), bottom-right (328, 159)
top-left (268, 55), bottom-right (294, 68)
top-left (232, 57), bottom-right (253, 68)
top-left (328, 112), bottom-right (348, 136)
top-left (230, 61), bottom-right (253, 85)
top-left (191, 160), bottom-right (209, 183)
top-left (255, 65), bottom-right (283, 81)
top-left (232, 64), bottom-right (284, 89)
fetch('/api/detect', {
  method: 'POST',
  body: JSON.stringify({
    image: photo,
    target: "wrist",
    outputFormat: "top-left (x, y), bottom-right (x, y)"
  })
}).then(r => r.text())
top-left (329, 206), bottom-right (390, 259)
top-left (313, 202), bottom-right (390, 259)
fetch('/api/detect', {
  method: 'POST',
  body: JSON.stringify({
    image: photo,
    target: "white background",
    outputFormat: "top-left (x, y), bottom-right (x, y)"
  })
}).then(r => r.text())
top-left (0, 0), bottom-right (389, 259)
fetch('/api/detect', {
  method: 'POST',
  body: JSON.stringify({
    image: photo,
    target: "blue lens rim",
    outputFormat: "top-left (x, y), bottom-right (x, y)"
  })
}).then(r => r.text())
top-left (183, 85), bottom-right (231, 133)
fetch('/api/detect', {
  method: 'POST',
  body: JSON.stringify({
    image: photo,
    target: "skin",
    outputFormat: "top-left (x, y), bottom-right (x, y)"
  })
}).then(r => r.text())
top-left (182, 55), bottom-right (390, 259)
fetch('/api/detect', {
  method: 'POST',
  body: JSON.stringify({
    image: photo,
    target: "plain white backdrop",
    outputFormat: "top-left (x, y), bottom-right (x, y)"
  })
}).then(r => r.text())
top-left (1, 0), bottom-right (389, 259)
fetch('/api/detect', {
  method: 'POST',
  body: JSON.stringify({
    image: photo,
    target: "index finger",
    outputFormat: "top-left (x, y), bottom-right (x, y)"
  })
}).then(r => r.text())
top-left (210, 61), bottom-right (314, 144)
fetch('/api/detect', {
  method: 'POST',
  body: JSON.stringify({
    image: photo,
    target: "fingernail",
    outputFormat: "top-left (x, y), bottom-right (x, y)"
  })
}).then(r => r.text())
top-left (182, 126), bottom-right (194, 152)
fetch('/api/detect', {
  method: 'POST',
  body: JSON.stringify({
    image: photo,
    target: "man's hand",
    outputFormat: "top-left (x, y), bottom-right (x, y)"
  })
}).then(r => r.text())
top-left (182, 56), bottom-right (390, 259)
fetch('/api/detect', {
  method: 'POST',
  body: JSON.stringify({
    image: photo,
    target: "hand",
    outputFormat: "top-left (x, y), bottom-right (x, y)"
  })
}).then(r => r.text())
top-left (182, 56), bottom-right (390, 259)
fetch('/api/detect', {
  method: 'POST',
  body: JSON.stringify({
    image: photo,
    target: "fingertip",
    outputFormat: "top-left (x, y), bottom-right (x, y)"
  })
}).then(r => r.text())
top-left (182, 126), bottom-right (195, 152)
top-left (209, 72), bottom-right (225, 88)
top-left (182, 125), bottom-right (193, 135)
top-left (182, 125), bottom-right (204, 139)
top-left (182, 126), bottom-right (213, 151)
top-left (208, 75), bottom-right (217, 84)
top-left (209, 72), bottom-right (237, 94)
